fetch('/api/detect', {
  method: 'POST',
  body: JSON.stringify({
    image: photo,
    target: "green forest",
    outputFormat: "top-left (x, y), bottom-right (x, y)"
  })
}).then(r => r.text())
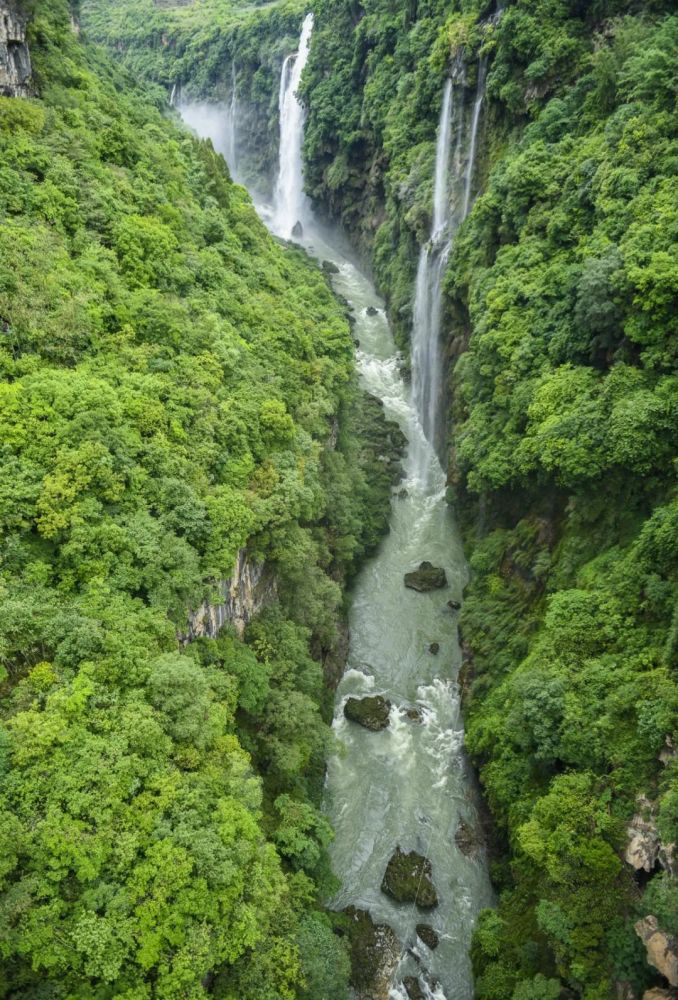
top-left (1, 0), bottom-right (677, 998)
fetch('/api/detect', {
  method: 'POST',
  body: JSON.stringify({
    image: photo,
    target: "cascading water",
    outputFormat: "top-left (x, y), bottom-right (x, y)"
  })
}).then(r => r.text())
top-left (176, 67), bottom-right (238, 179)
top-left (178, 21), bottom-right (493, 998)
top-left (272, 12), bottom-right (314, 238)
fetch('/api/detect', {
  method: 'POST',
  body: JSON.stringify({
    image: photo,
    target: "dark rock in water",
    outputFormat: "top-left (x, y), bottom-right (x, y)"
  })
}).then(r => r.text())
top-left (455, 819), bottom-right (480, 856)
top-left (416, 923), bottom-right (439, 950)
top-left (428, 642), bottom-right (440, 655)
top-left (322, 259), bottom-right (340, 274)
top-left (446, 599), bottom-right (461, 611)
top-left (341, 906), bottom-right (400, 999)
top-left (291, 220), bottom-right (303, 238)
top-left (406, 708), bottom-right (422, 722)
top-left (366, 305), bottom-right (379, 316)
top-left (398, 488), bottom-right (408, 499)
top-left (381, 846), bottom-right (438, 908)
top-left (403, 976), bottom-right (426, 1000)
top-left (404, 561), bottom-right (447, 592)
top-left (344, 695), bottom-right (391, 731)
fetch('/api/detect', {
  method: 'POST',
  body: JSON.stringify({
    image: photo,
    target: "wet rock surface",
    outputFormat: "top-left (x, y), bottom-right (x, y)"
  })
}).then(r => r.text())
top-left (455, 819), bottom-right (480, 856)
top-left (344, 695), bottom-right (391, 731)
top-left (416, 923), bottom-right (439, 950)
top-left (403, 976), bottom-right (426, 1000)
top-left (428, 642), bottom-right (440, 655)
top-left (291, 219), bottom-right (303, 237)
top-left (404, 561), bottom-right (447, 592)
top-left (406, 707), bottom-right (422, 722)
top-left (342, 906), bottom-right (401, 1000)
top-left (381, 846), bottom-right (438, 908)
top-left (322, 258), bottom-right (340, 274)
top-left (366, 304), bottom-right (378, 316)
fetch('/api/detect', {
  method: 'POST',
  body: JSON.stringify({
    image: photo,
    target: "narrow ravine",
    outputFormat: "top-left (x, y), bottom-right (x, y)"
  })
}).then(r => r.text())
top-left (178, 18), bottom-right (493, 999)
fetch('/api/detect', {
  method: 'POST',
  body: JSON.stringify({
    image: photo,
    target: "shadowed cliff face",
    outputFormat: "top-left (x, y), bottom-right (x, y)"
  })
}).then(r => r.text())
top-left (0, 0), bottom-right (32, 96)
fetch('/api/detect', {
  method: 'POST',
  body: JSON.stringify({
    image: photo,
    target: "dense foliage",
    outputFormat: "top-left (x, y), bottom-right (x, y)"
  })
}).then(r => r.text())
top-left (299, 1), bottom-right (678, 997)
top-left (0, 2), bottom-right (397, 996)
top-left (81, 0), bottom-right (306, 188)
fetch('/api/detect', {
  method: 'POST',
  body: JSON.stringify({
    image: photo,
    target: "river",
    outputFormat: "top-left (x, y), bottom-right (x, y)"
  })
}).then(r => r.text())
top-left (177, 14), bottom-right (493, 997)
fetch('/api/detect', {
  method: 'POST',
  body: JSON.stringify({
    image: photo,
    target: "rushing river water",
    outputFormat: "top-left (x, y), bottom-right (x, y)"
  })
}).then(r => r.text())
top-left (178, 15), bottom-right (493, 997)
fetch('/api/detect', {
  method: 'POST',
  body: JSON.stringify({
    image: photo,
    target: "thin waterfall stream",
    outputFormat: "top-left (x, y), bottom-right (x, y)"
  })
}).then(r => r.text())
top-left (178, 17), bottom-right (493, 998)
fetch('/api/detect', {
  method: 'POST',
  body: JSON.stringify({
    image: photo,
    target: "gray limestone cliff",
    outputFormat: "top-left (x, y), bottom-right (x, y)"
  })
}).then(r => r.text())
top-left (0, 1), bottom-right (32, 97)
top-left (181, 549), bottom-right (276, 642)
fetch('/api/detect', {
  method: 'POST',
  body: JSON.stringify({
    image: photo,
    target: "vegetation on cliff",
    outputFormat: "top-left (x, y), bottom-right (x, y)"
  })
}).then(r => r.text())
top-left (0, 2), bottom-right (398, 996)
top-left (299, 1), bottom-right (678, 996)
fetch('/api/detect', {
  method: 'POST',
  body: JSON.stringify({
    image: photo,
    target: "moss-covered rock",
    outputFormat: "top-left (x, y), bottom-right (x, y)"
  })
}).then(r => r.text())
top-left (344, 695), bottom-right (391, 731)
top-left (380, 847), bottom-right (438, 908)
top-left (416, 923), bottom-right (439, 950)
top-left (341, 906), bottom-right (400, 999)
top-left (404, 562), bottom-right (447, 592)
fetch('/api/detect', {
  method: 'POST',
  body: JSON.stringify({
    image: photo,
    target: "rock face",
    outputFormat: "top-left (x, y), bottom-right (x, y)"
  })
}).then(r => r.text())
top-left (625, 797), bottom-right (675, 876)
top-left (643, 990), bottom-right (678, 1000)
top-left (366, 305), bottom-right (379, 316)
top-left (344, 695), bottom-right (391, 731)
top-left (428, 642), bottom-right (440, 655)
top-left (322, 259), bottom-right (340, 274)
top-left (416, 923), bottom-right (439, 950)
top-left (0, 1), bottom-right (32, 97)
top-left (404, 561), bottom-right (447, 592)
top-left (181, 549), bottom-right (276, 641)
top-left (635, 916), bottom-right (678, 987)
top-left (381, 847), bottom-right (438, 908)
top-left (342, 906), bottom-right (401, 1000)
top-left (291, 220), bottom-right (303, 237)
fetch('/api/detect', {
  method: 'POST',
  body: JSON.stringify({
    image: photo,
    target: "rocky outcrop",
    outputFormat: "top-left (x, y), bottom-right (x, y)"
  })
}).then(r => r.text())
top-left (625, 797), bottom-right (675, 876)
top-left (0, 1), bottom-right (32, 97)
top-left (455, 818), bottom-right (480, 857)
top-left (404, 561), bottom-right (447, 592)
top-left (344, 695), bottom-right (391, 731)
top-left (643, 990), bottom-right (678, 1000)
top-left (381, 847), bottom-right (438, 908)
top-left (635, 916), bottom-right (678, 987)
top-left (416, 923), bottom-right (439, 950)
top-left (342, 906), bottom-right (401, 1000)
top-left (181, 549), bottom-right (275, 642)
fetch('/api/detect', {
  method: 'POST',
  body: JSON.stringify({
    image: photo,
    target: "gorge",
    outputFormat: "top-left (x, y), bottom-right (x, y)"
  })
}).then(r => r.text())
top-left (0, 1), bottom-right (676, 999)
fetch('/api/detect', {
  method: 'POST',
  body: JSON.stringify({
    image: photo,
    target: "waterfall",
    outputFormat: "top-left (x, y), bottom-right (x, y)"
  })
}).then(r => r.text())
top-left (169, 82), bottom-right (177, 107)
top-left (462, 56), bottom-right (488, 219)
top-left (225, 64), bottom-right (238, 176)
top-left (272, 13), bottom-right (314, 238)
top-left (410, 58), bottom-right (487, 483)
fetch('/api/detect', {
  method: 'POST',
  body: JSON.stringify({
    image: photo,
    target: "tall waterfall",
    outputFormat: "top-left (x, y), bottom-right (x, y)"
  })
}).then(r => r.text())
top-left (224, 64), bottom-right (238, 175)
top-left (272, 13), bottom-right (314, 238)
top-left (410, 59), bottom-right (487, 482)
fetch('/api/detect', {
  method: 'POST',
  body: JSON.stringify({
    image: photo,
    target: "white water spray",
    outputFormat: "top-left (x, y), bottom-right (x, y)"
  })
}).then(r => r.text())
top-left (272, 12), bottom-right (314, 238)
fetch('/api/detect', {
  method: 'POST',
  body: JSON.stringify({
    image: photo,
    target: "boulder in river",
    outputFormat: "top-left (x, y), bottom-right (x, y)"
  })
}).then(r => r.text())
top-left (428, 642), bottom-right (440, 655)
top-left (446, 599), bottom-right (461, 611)
top-left (403, 977), bottom-right (426, 1000)
top-left (455, 819), bottom-right (480, 857)
top-left (366, 305), bottom-right (379, 316)
top-left (404, 561), bottom-right (447, 592)
top-left (341, 906), bottom-right (400, 1000)
top-left (406, 707), bottom-right (422, 722)
top-left (416, 923), bottom-right (439, 950)
top-left (381, 846), bottom-right (438, 908)
top-left (344, 695), bottom-right (391, 731)
top-left (291, 220), bottom-right (303, 238)
top-left (322, 259), bottom-right (340, 274)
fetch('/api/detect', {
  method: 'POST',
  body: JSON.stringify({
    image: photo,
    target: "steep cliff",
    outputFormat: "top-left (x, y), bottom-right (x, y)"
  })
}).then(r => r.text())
top-left (0, 0), bottom-right (32, 96)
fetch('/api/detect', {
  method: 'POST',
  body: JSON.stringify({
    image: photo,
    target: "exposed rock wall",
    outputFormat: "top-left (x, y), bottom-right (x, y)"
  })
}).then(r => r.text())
top-left (181, 549), bottom-right (276, 642)
top-left (0, 1), bottom-right (32, 97)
